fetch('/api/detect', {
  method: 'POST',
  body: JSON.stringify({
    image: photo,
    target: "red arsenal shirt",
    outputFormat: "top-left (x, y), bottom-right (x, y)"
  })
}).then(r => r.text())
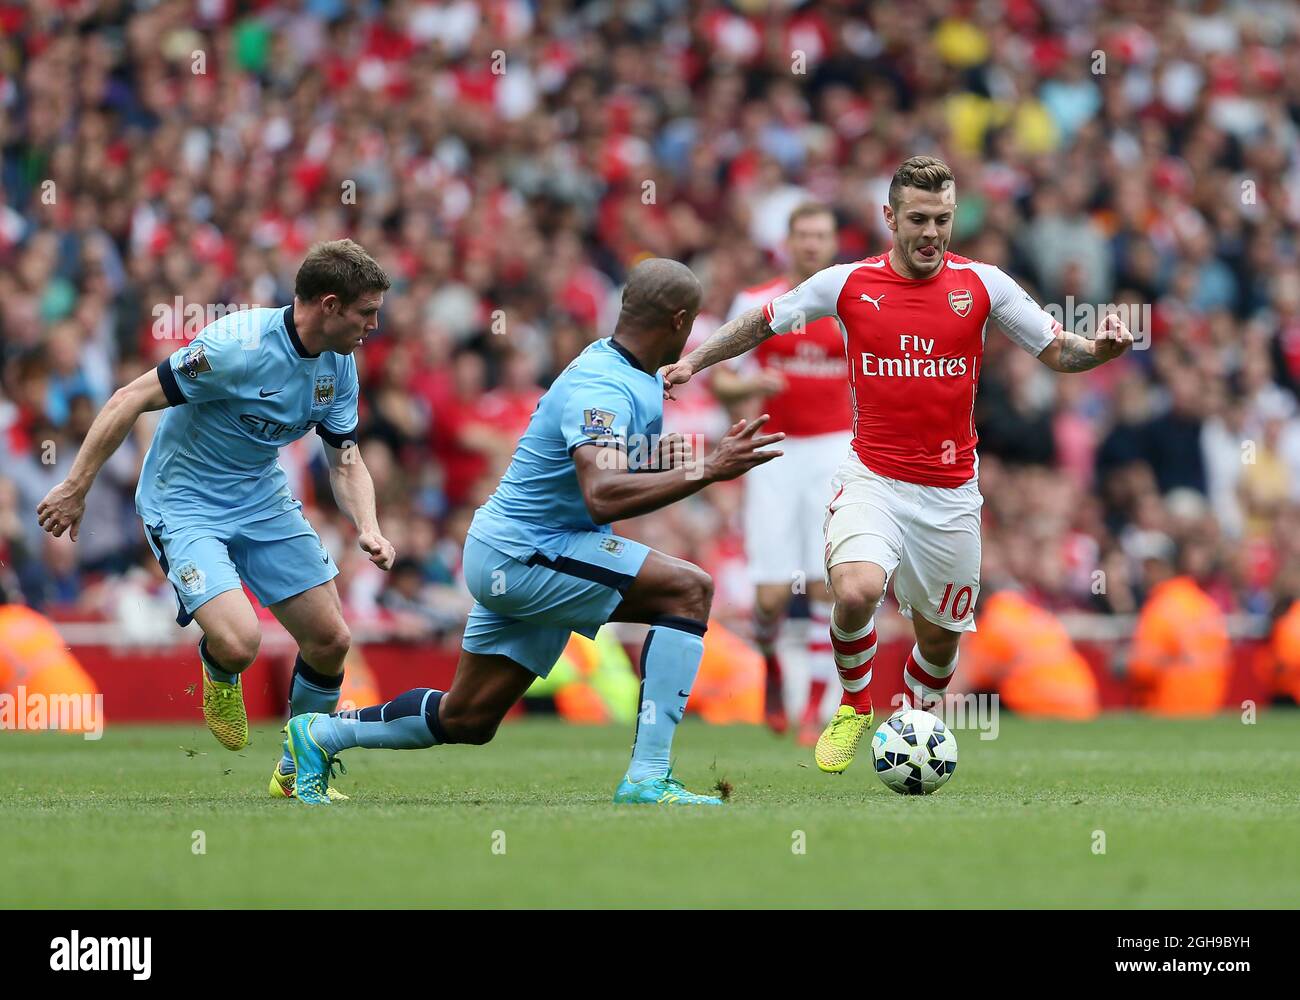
top-left (763, 252), bottom-right (1061, 487)
top-left (727, 275), bottom-right (853, 438)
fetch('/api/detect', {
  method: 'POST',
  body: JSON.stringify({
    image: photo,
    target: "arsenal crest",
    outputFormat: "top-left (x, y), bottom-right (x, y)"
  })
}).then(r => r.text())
top-left (948, 289), bottom-right (973, 317)
top-left (313, 375), bottom-right (336, 407)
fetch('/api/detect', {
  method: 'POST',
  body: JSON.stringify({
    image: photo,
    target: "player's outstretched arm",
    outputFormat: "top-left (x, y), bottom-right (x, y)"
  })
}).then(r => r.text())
top-left (658, 306), bottom-right (777, 400)
top-left (1037, 313), bottom-right (1134, 373)
top-left (36, 367), bottom-right (169, 540)
top-left (324, 441), bottom-right (396, 570)
top-left (573, 415), bottom-right (784, 525)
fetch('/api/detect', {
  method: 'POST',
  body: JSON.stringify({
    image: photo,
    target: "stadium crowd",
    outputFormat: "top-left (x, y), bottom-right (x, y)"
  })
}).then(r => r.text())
top-left (1, 0), bottom-right (1298, 665)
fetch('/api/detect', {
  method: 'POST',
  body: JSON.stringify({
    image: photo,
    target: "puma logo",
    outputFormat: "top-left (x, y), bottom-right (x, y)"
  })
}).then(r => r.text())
top-left (859, 292), bottom-right (885, 311)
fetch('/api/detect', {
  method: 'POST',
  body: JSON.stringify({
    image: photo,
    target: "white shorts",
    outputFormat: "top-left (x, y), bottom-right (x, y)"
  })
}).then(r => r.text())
top-left (823, 452), bottom-right (982, 633)
top-left (744, 430), bottom-right (852, 585)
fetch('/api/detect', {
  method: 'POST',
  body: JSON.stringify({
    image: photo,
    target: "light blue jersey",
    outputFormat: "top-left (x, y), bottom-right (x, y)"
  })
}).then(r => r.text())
top-left (137, 305), bottom-right (359, 529)
top-left (469, 337), bottom-right (664, 561)
top-left (136, 306), bottom-right (358, 624)
top-left (463, 337), bottom-right (663, 675)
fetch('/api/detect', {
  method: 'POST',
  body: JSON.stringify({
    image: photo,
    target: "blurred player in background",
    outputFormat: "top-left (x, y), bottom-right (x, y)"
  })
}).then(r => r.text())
top-left (713, 203), bottom-right (852, 744)
top-left (662, 156), bottom-right (1133, 774)
top-left (281, 259), bottom-right (784, 806)
top-left (36, 240), bottom-right (396, 798)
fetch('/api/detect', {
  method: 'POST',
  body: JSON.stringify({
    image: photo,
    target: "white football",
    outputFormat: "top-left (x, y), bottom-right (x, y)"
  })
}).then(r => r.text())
top-left (871, 708), bottom-right (959, 795)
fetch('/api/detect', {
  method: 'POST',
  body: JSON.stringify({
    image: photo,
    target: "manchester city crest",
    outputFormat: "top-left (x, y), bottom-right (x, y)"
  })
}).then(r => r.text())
top-left (314, 375), bottom-right (336, 407)
top-left (177, 562), bottom-right (206, 594)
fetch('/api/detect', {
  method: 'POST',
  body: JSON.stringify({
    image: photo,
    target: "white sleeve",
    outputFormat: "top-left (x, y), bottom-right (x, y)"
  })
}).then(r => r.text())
top-left (970, 262), bottom-right (1061, 356)
top-left (762, 263), bottom-right (858, 334)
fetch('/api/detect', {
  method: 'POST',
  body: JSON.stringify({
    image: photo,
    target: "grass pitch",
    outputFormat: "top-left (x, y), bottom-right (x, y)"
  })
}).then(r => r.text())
top-left (2, 712), bottom-right (1298, 908)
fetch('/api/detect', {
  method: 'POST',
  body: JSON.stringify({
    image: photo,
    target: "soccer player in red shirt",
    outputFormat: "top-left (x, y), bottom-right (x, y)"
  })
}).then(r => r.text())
top-left (661, 156), bottom-right (1132, 773)
top-left (712, 203), bottom-right (853, 743)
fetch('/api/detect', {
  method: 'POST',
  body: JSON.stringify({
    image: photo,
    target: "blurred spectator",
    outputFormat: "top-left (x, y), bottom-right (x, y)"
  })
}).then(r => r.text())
top-left (378, 555), bottom-right (470, 640)
top-left (0, 0), bottom-right (1292, 680)
top-left (960, 588), bottom-right (1101, 720)
top-left (1267, 595), bottom-right (1300, 705)
top-left (63, 393), bottom-right (140, 575)
top-left (1128, 543), bottom-right (1231, 715)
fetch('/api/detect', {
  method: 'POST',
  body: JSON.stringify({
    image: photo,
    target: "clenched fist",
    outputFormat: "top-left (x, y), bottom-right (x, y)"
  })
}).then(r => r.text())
top-left (358, 530), bottom-right (397, 570)
top-left (36, 480), bottom-right (87, 541)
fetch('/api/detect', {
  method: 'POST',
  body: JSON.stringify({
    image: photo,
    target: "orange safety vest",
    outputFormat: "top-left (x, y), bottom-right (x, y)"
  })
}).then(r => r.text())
top-left (690, 621), bottom-right (764, 724)
top-left (1129, 577), bottom-right (1230, 715)
top-left (1268, 600), bottom-right (1300, 705)
top-left (961, 591), bottom-right (1099, 719)
top-left (552, 633), bottom-right (609, 724)
top-left (337, 648), bottom-right (381, 712)
top-left (0, 605), bottom-right (100, 733)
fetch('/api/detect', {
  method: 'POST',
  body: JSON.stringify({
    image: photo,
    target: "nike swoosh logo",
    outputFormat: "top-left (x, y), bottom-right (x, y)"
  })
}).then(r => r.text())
top-left (677, 690), bottom-right (690, 698)
top-left (259, 387), bottom-right (282, 397)
top-left (322, 554), bottom-right (329, 563)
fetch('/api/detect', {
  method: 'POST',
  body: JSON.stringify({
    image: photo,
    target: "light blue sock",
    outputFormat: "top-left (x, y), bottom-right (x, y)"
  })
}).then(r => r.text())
top-left (280, 655), bottom-right (344, 772)
top-left (199, 637), bottom-right (240, 685)
top-left (309, 688), bottom-right (446, 755)
top-left (626, 618), bottom-right (707, 783)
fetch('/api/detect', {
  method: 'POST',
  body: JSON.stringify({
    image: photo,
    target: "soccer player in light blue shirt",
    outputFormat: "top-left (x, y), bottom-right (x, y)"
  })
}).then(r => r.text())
top-left (37, 240), bottom-right (397, 799)
top-left (284, 258), bottom-right (785, 805)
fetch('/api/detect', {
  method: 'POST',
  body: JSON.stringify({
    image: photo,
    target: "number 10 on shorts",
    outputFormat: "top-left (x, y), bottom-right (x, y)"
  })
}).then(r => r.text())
top-left (938, 582), bottom-right (974, 621)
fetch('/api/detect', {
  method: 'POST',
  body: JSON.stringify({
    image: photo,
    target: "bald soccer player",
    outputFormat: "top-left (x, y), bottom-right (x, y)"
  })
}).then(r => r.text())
top-left (282, 259), bottom-right (784, 805)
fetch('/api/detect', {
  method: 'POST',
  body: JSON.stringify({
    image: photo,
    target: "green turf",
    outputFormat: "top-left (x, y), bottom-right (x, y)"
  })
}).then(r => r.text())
top-left (1, 711), bottom-right (1298, 908)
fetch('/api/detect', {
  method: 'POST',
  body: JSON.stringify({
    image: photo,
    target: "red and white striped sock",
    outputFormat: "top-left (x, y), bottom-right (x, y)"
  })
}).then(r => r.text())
top-left (830, 607), bottom-right (876, 715)
top-left (754, 612), bottom-right (783, 686)
top-left (903, 644), bottom-right (958, 711)
top-left (805, 601), bottom-right (836, 723)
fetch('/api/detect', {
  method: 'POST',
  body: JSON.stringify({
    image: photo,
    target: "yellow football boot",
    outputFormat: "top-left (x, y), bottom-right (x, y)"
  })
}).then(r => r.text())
top-left (201, 666), bottom-right (249, 751)
top-left (814, 704), bottom-right (874, 773)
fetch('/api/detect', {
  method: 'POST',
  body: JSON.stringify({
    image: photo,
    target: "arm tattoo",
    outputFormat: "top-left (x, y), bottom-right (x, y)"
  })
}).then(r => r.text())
top-left (1055, 333), bottom-right (1104, 373)
top-left (682, 306), bottom-right (775, 373)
